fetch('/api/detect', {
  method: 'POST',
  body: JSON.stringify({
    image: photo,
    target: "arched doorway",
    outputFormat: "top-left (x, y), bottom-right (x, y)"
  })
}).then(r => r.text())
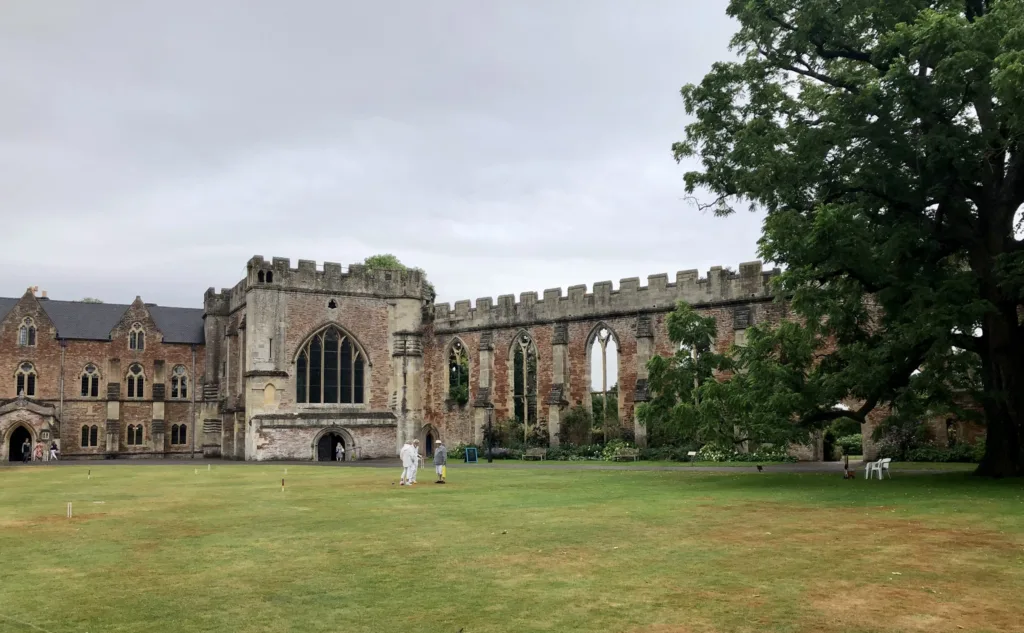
top-left (7, 426), bottom-right (32, 462)
top-left (316, 432), bottom-right (346, 462)
top-left (419, 425), bottom-right (440, 458)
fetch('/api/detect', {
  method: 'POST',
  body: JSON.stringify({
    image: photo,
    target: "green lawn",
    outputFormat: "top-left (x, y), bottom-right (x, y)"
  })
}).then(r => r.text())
top-left (1, 464), bottom-right (1022, 633)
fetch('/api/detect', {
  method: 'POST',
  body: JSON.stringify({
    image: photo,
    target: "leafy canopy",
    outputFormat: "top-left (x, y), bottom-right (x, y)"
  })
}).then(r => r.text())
top-left (673, 0), bottom-right (1024, 475)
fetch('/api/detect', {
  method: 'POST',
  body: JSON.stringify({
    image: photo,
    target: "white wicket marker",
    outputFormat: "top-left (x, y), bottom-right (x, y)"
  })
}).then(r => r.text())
top-left (67, 502), bottom-right (72, 518)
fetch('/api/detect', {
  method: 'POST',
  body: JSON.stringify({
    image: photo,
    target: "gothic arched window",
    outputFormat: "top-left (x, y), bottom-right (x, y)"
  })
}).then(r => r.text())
top-left (126, 424), bottom-right (143, 446)
top-left (129, 323), bottom-right (145, 350)
top-left (511, 332), bottom-right (538, 434)
top-left (171, 365), bottom-right (188, 399)
top-left (127, 363), bottom-right (145, 399)
top-left (447, 339), bottom-right (470, 405)
top-left (81, 364), bottom-right (100, 398)
top-left (81, 424), bottom-right (99, 447)
top-left (15, 362), bottom-right (36, 397)
top-left (295, 326), bottom-right (366, 404)
top-left (18, 318), bottom-right (36, 347)
top-left (171, 424), bottom-right (186, 445)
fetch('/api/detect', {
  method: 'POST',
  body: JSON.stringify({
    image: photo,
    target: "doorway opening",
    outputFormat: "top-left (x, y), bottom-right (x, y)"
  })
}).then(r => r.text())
top-left (425, 431), bottom-right (435, 458)
top-left (8, 426), bottom-right (32, 462)
top-left (316, 432), bottom-right (346, 462)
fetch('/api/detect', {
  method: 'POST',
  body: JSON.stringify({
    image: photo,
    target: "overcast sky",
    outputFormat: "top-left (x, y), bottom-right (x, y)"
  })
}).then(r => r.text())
top-left (1, 0), bottom-right (764, 320)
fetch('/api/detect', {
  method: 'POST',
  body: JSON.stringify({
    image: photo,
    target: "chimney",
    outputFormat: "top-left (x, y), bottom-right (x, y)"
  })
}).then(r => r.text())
top-left (41, 290), bottom-right (47, 299)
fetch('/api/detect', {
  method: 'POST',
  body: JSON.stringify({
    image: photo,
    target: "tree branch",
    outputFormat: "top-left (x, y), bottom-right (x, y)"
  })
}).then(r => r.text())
top-left (798, 338), bottom-right (935, 427)
top-left (758, 47), bottom-right (861, 94)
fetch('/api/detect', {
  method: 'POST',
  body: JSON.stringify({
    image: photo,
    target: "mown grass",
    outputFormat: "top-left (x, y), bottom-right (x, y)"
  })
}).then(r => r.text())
top-left (1, 463), bottom-right (1022, 633)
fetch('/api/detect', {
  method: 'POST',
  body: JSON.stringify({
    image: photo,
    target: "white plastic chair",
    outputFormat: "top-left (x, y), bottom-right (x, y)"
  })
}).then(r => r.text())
top-left (864, 460), bottom-right (877, 479)
top-left (874, 457), bottom-right (892, 480)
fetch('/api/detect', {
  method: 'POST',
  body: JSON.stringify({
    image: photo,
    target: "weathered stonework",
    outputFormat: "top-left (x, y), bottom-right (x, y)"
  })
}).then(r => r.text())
top-left (0, 291), bottom-right (203, 461)
top-left (5, 256), bottom-right (879, 463)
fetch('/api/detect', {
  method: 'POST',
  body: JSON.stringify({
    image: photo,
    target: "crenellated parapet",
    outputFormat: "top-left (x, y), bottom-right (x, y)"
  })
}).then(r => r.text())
top-left (245, 255), bottom-right (428, 299)
top-left (432, 261), bottom-right (780, 331)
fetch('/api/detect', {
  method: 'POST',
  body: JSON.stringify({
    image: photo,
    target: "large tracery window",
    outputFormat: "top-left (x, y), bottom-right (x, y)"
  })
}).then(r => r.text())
top-left (15, 362), bottom-right (37, 397)
top-left (295, 326), bottom-right (366, 404)
top-left (511, 332), bottom-right (538, 436)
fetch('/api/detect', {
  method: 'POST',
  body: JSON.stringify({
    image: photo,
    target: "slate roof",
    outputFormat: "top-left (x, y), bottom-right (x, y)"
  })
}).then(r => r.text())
top-left (0, 297), bottom-right (204, 344)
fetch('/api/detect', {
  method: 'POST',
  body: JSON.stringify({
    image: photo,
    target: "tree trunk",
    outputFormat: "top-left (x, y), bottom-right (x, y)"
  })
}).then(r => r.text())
top-left (975, 307), bottom-right (1024, 477)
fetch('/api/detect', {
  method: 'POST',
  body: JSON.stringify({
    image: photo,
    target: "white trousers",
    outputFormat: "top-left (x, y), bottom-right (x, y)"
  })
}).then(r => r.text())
top-left (410, 465), bottom-right (418, 482)
top-left (401, 466), bottom-right (413, 482)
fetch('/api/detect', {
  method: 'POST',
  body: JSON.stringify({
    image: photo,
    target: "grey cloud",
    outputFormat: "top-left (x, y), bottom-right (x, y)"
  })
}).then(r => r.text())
top-left (1, 0), bottom-right (763, 315)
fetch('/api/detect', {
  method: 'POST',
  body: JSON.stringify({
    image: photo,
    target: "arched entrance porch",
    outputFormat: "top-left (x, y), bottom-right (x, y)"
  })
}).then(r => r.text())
top-left (7, 425), bottom-right (33, 462)
top-left (1, 398), bottom-right (58, 462)
top-left (311, 427), bottom-right (356, 462)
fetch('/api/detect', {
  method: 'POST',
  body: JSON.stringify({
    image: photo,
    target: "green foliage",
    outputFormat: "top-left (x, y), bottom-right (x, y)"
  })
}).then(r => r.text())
top-left (447, 345), bottom-right (470, 405)
top-left (638, 446), bottom-right (701, 462)
top-left (835, 434), bottom-right (864, 456)
top-left (448, 383), bottom-right (469, 406)
top-left (695, 444), bottom-right (798, 463)
top-left (557, 405), bottom-right (593, 446)
top-left (907, 440), bottom-right (984, 463)
top-left (637, 302), bottom-right (744, 447)
top-left (829, 418), bottom-right (862, 437)
top-left (362, 254), bottom-right (436, 299)
top-left (638, 302), bottom-right (818, 450)
top-left (362, 254), bottom-right (405, 270)
top-left (675, 0), bottom-right (1024, 475)
top-left (545, 444), bottom-right (605, 461)
top-left (600, 439), bottom-right (636, 460)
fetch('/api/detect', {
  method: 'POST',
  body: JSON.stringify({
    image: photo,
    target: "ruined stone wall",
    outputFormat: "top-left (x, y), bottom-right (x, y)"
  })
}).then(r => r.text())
top-left (424, 262), bottom-right (785, 448)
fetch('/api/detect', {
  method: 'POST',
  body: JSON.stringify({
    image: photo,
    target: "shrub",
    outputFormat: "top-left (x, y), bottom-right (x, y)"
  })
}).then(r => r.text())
top-left (695, 444), bottom-right (797, 463)
top-left (545, 444), bottom-right (604, 461)
top-left (639, 446), bottom-right (699, 462)
top-left (836, 434), bottom-right (863, 456)
top-left (558, 405), bottom-right (593, 445)
top-left (600, 439), bottom-right (635, 460)
top-left (448, 443), bottom-right (476, 460)
top-left (906, 440), bottom-right (983, 463)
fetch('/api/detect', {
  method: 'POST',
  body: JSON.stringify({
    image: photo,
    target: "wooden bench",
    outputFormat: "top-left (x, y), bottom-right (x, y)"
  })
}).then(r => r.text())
top-left (612, 447), bottom-right (640, 461)
top-left (522, 447), bottom-right (546, 461)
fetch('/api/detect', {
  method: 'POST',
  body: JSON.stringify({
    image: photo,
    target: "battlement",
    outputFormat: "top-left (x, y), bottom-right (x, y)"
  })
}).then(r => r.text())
top-left (203, 256), bottom-right (430, 315)
top-left (433, 261), bottom-right (780, 329)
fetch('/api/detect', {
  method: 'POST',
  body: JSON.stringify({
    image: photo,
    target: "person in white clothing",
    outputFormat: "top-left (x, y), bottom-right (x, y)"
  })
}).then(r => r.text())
top-left (410, 440), bottom-right (422, 484)
top-left (399, 440), bottom-right (415, 485)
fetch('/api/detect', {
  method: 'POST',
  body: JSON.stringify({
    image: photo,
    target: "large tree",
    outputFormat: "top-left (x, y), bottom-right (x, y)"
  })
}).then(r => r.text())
top-left (675, 0), bottom-right (1024, 476)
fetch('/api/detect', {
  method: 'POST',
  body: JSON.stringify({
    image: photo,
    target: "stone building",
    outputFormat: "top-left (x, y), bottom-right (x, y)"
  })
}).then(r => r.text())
top-left (1, 256), bottom-right (817, 462)
top-left (0, 290), bottom-right (203, 462)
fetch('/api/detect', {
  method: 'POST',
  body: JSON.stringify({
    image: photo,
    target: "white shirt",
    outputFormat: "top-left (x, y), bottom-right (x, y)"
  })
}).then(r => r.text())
top-left (400, 444), bottom-right (414, 468)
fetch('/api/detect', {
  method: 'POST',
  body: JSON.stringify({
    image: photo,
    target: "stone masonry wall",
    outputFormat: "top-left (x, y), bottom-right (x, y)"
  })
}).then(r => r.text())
top-left (423, 262), bottom-right (790, 449)
top-left (252, 423), bottom-right (396, 461)
top-left (1, 292), bottom-right (204, 460)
